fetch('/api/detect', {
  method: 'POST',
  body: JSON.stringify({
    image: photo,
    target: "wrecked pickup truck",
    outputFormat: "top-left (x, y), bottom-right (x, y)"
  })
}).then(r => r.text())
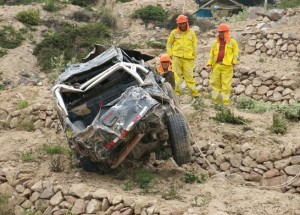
top-left (52, 46), bottom-right (191, 172)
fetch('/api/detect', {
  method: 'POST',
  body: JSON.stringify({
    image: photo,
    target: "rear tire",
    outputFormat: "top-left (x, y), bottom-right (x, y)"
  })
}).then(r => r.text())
top-left (78, 156), bottom-right (99, 172)
top-left (77, 155), bottom-right (111, 173)
top-left (167, 113), bottom-right (191, 166)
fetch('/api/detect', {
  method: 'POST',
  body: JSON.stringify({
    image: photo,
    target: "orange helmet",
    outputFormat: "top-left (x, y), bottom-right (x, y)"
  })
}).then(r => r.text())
top-left (176, 14), bottom-right (188, 24)
top-left (217, 23), bottom-right (230, 32)
top-left (160, 54), bottom-right (171, 63)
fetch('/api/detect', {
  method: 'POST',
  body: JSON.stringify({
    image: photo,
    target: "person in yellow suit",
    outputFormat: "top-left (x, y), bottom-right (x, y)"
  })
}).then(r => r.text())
top-left (207, 23), bottom-right (239, 106)
top-left (156, 54), bottom-right (175, 88)
top-left (167, 14), bottom-right (200, 102)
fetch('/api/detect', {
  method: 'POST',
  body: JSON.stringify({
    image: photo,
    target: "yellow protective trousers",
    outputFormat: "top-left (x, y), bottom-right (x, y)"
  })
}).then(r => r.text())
top-left (210, 63), bottom-right (233, 105)
top-left (172, 56), bottom-right (199, 97)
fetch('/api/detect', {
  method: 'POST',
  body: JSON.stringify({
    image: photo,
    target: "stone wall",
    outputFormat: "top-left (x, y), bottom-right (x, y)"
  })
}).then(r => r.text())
top-left (195, 66), bottom-right (300, 103)
top-left (243, 31), bottom-right (300, 61)
top-left (191, 141), bottom-right (300, 194)
top-left (0, 103), bottom-right (60, 131)
top-left (0, 174), bottom-right (159, 215)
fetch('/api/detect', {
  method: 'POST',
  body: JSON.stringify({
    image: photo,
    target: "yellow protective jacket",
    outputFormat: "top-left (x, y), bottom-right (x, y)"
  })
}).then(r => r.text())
top-left (167, 29), bottom-right (197, 60)
top-left (207, 38), bottom-right (239, 67)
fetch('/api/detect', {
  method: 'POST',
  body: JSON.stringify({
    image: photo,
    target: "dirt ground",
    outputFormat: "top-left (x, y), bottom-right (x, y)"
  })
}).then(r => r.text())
top-left (1, 0), bottom-right (300, 214)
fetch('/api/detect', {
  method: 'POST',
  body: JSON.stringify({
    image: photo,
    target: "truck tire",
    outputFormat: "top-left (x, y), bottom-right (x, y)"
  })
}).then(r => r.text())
top-left (78, 156), bottom-right (100, 172)
top-left (164, 82), bottom-right (180, 108)
top-left (167, 113), bottom-right (191, 166)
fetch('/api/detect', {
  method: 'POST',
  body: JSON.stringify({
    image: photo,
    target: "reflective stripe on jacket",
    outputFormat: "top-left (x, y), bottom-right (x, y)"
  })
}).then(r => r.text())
top-left (167, 29), bottom-right (197, 60)
top-left (207, 38), bottom-right (239, 66)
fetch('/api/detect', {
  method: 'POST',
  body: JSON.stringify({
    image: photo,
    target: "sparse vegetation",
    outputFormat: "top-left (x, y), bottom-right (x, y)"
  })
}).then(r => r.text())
top-left (135, 170), bottom-right (159, 193)
top-left (132, 5), bottom-right (167, 26)
top-left (146, 41), bottom-right (165, 49)
top-left (192, 98), bottom-right (206, 111)
top-left (16, 9), bottom-right (41, 26)
top-left (49, 53), bottom-right (77, 83)
top-left (0, 48), bottom-right (7, 57)
top-left (162, 185), bottom-right (179, 200)
top-left (123, 181), bottom-right (134, 191)
top-left (0, 26), bottom-right (24, 49)
top-left (17, 118), bottom-right (35, 131)
top-left (34, 22), bottom-right (110, 70)
top-left (116, 0), bottom-right (132, 2)
top-left (41, 144), bottom-right (65, 155)
top-left (259, 58), bottom-right (265, 63)
top-left (67, 149), bottom-right (80, 169)
top-left (184, 172), bottom-right (209, 184)
top-left (236, 97), bottom-right (300, 121)
top-left (72, 10), bottom-right (92, 22)
top-left (270, 113), bottom-right (288, 134)
top-left (49, 155), bottom-right (64, 172)
top-left (0, 0), bottom-right (44, 5)
top-left (42, 0), bottom-right (61, 12)
top-left (0, 84), bottom-right (5, 91)
top-left (273, 102), bottom-right (300, 121)
top-left (230, 8), bottom-right (247, 22)
top-left (21, 149), bottom-right (34, 162)
top-left (18, 99), bottom-right (29, 109)
top-left (70, 0), bottom-right (98, 7)
top-left (192, 196), bottom-right (211, 207)
top-left (119, 43), bottom-right (142, 50)
top-left (212, 109), bottom-right (249, 125)
top-left (0, 193), bottom-right (14, 215)
top-left (165, 13), bottom-right (215, 32)
top-left (97, 8), bottom-right (117, 29)
top-left (235, 97), bottom-right (269, 113)
top-left (277, 0), bottom-right (300, 9)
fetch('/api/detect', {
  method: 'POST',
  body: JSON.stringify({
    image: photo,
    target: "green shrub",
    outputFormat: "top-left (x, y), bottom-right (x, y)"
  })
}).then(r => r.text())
top-left (33, 22), bottom-right (110, 70)
top-left (230, 8), bottom-right (247, 22)
top-left (271, 113), bottom-right (288, 134)
top-left (235, 97), bottom-right (269, 113)
top-left (71, 0), bottom-right (98, 7)
top-left (72, 11), bottom-right (92, 22)
top-left (18, 99), bottom-right (29, 109)
top-left (0, 26), bottom-right (24, 49)
top-left (0, 84), bottom-right (5, 91)
top-left (98, 8), bottom-right (117, 29)
top-left (132, 5), bottom-right (167, 25)
top-left (212, 109), bottom-right (249, 125)
top-left (17, 9), bottom-right (41, 26)
top-left (184, 172), bottom-right (208, 184)
top-left (49, 53), bottom-right (77, 83)
top-left (146, 41), bottom-right (165, 49)
top-left (135, 170), bottom-right (159, 193)
top-left (273, 103), bottom-right (300, 121)
top-left (43, 0), bottom-right (61, 12)
top-left (41, 144), bottom-right (65, 155)
top-left (184, 172), bottom-right (198, 183)
top-left (0, 48), bottom-right (7, 57)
